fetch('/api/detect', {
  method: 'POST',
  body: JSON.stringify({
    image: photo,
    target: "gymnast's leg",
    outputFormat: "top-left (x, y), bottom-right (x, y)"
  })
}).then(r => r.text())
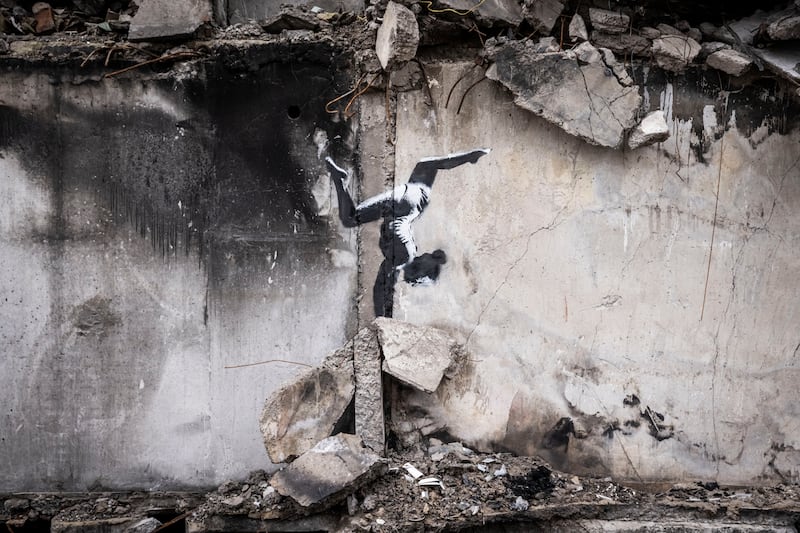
top-left (326, 156), bottom-right (387, 228)
top-left (408, 148), bottom-right (491, 186)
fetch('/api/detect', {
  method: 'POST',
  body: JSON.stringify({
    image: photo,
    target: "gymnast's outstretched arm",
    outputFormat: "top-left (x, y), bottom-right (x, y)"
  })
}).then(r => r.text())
top-left (326, 157), bottom-right (388, 227)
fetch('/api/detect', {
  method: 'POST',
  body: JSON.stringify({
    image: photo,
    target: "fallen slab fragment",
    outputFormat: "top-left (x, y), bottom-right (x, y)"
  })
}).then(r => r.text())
top-left (590, 31), bottom-right (651, 56)
top-left (375, 317), bottom-right (462, 393)
top-left (269, 434), bottom-right (385, 507)
top-left (652, 35), bottom-right (701, 72)
top-left (259, 345), bottom-right (355, 463)
top-left (436, 0), bottom-right (523, 27)
top-left (376, 1), bottom-right (419, 71)
top-left (262, 9), bottom-right (321, 33)
top-left (523, 0), bottom-right (564, 34)
top-left (768, 12), bottom-right (800, 41)
top-left (568, 13), bottom-right (588, 42)
top-left (128, 0), bottom-right (212, 41)
top-left (32, 2), bottom-right (55, 34)
top-left (353, 325), bottom-right (385, 454)
top-left (706, 48), bottom-right (753, 76)
top-left (588, 8), bottom-right (629, 34)
top-left (628, 110), bottom-right (669, 149)
top-left (485, 38), bottom-right (641, 149)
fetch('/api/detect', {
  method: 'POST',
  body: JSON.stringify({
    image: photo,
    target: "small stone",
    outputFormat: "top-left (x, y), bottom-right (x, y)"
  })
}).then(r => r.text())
top-left (568, 13), bottom-right (588, 42)
top-left (588, 8), bottom-right (629, 34)
top-left (572, 41), bottom-right (602, 64)
top-left (706, 48), bottom-right (753, 76)
top-left (361, 494), bottom-right (378, 511)
top-left (628, 110), bottom-right (670, 149)
top-left (511, 496), bottom-right (529, 511)
top-left (674, 20), bottom-right (691, 32)
top-left (534, 36), bottom-right (560, 53)
top-left (375, 1), bottom-right (419, 71)
top-left (493, 464), bottom-right (508, 477)
top-left (652, 35), bottom-right (701, 72)
top-left (32, 2), bottom-right (55, 34)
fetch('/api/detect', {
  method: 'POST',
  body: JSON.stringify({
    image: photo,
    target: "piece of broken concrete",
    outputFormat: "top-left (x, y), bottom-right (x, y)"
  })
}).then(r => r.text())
top-left (262, 9), bottom-right (321, 33)
top-left (588, 8), bottom-right (629, 34)
top-left (269, 434), bottom-right (385, 508)
top-left (259, 344), bottom-right (355, 463)
top-left (375, 317), bottom-right (462, 394)
top-left (128, 0), bottom-right (212, 41)
top-left (376, 1), bottom-right (419, 71)
top-left (485, 38), bottom-right (641, 149)
top-left (628, 110), bottom-right (669, 149)
top-left (652, 35), bottom-right (701, 72)
top-left (590, 31), bottom-right (651, 56)
top-left (32, 2), bottom-right (55, 34)
top-left (437, 0), bottom-right (523, 27)
top-left (706, 48), bottom-right (753, 76)
top-left (569, 14), bottom-right (588, 42)
top-left (768, 12), bottom-right (800, 41)
top-left (523, 0), bottom-right (563, 34)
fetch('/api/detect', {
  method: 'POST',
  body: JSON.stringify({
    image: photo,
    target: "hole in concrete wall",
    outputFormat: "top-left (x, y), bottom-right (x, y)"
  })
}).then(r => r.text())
top-left (287, 104), bottom-right (302, 119)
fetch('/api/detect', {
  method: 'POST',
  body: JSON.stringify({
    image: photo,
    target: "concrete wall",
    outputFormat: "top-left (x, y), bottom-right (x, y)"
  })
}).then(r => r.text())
top-left (377, 62), bottom-right (800, 485)
top-left (0, 49), bottom-right (357, 491)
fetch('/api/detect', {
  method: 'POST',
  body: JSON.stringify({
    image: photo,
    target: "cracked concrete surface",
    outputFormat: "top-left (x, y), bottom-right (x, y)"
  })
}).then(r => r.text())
top-left (381, 62), bottom-right (800, 484)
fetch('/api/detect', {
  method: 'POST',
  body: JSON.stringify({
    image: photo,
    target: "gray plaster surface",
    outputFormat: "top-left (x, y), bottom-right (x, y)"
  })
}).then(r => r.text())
top-left (387, 62), bottom-right (800, 484)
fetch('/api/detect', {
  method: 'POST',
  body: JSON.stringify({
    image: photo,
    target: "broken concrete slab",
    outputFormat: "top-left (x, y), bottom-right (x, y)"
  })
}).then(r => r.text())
top-left (706, 48), bottom-right (753, 76)
top-left (438, 0), bottom-right (524, 27)
top-left (376, 1), bottom-right (419, 71)
top-left (628, 110), bottom-right (669, 149)
top-left (32, 2), bottom-right (55, 34)
top-left (128, 0), bottom-right (212, 41)
top-left (729, 12), bottom-right (800, 84)
top-left (590, 31), bottom-right (651, 56)
top-left (269, 434), bottom-right (385, 508)
top-left (768, 12), bottom-right (800, 41)
top-left (523, 0), bottom-right (563, 34)
top-left (259, 347), bottom-right (355, 464)
top-left (375, 317), bottom-right (462, 394)
top-left (700, 41), bottom-right (730, 59)
top-left (352, 325), bottom-right (385, 455)
top-left (485, 38), bottom-right (641, 149)
top-left (588, 8), bottom-right (629, 34)
top-left (652, 35), bottom-right (701, 72)
top-left (568, 14), bottom-right (588, 42)
top-left (261, 9), bottom-right (321, 33)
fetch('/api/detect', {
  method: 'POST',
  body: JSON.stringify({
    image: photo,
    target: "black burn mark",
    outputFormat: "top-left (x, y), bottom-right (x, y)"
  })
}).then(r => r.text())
top-left (635, 66), bottom-right (799, 163)
top-left (505, 466), bottom-right (555, 499)
top-left (541, 417), bottom-right (575, 451)
top-left (641, 405), bottom-right (674, 441)
top-left (623, 394), bottom-right (640, 407)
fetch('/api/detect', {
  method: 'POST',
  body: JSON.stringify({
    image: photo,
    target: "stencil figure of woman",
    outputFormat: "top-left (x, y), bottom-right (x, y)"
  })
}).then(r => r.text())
top-left (326, 148), bottom-right (490, 317)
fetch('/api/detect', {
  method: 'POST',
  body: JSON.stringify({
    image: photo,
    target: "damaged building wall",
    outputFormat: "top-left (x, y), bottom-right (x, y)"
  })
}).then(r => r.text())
top-left (372, 62), bottom-right (800, 485)
top-left (0, 47), bottom-right (358, 491)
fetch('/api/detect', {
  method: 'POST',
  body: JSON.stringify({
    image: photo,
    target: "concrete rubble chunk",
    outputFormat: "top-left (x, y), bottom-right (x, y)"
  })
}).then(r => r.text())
top-left (572, 41), bottom-right (602, 64)
top-left (706, 48), bottom-right (753, 76)
top-left (652, 35), bottom-right (701, 72)
top-left (729, 11), bottom-right (800, 84)
top-left (534, 36), bottom-right (561, 53)
top-left (569, 14), bottom-right (588, 42)
top-left (353, 325), bottom-right (385, 454)
top-left (32, 2), bottom-right (55, 34)
top-left (599, 48), bottom-right (634, 86)
top-left (591, 31), bottom-right (651, 56)
top-left (700, 41), bottom-right (730, 59)
top-left (124, 518), bottom-right (163, 533)
top-left (768, 13), bottom-right (800, 41)
top-left (628, 110), bottom-right (670, 149)
top-left (128, 0), bottom-right (212, 41)
top-left (686, 27), bottom-right (703, 42)
top-left (640, 26), bottom-right (661, 39)
top-left (656, 23), bottom-right (682, 36)
top-left (588, 8), bottom-right (629, 34)
top-left (699, 22), bottom-right (735, 44)
top-left (259, 346), bottom-right (355, 463)
top-left (262, 9), bottom-right (321, 33)
top-left (269, 434), bottom-right (385, 508)
top-left (485, 38), bottom-right (641, 149)
top-left (376, 317), bottom-right (462, 393)
top-left (437, 0), bottom-right (523, 27)
top-left (376, 1), bottom-right (419, 71)
top-left (523, 0), bottom-right (564, 34)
